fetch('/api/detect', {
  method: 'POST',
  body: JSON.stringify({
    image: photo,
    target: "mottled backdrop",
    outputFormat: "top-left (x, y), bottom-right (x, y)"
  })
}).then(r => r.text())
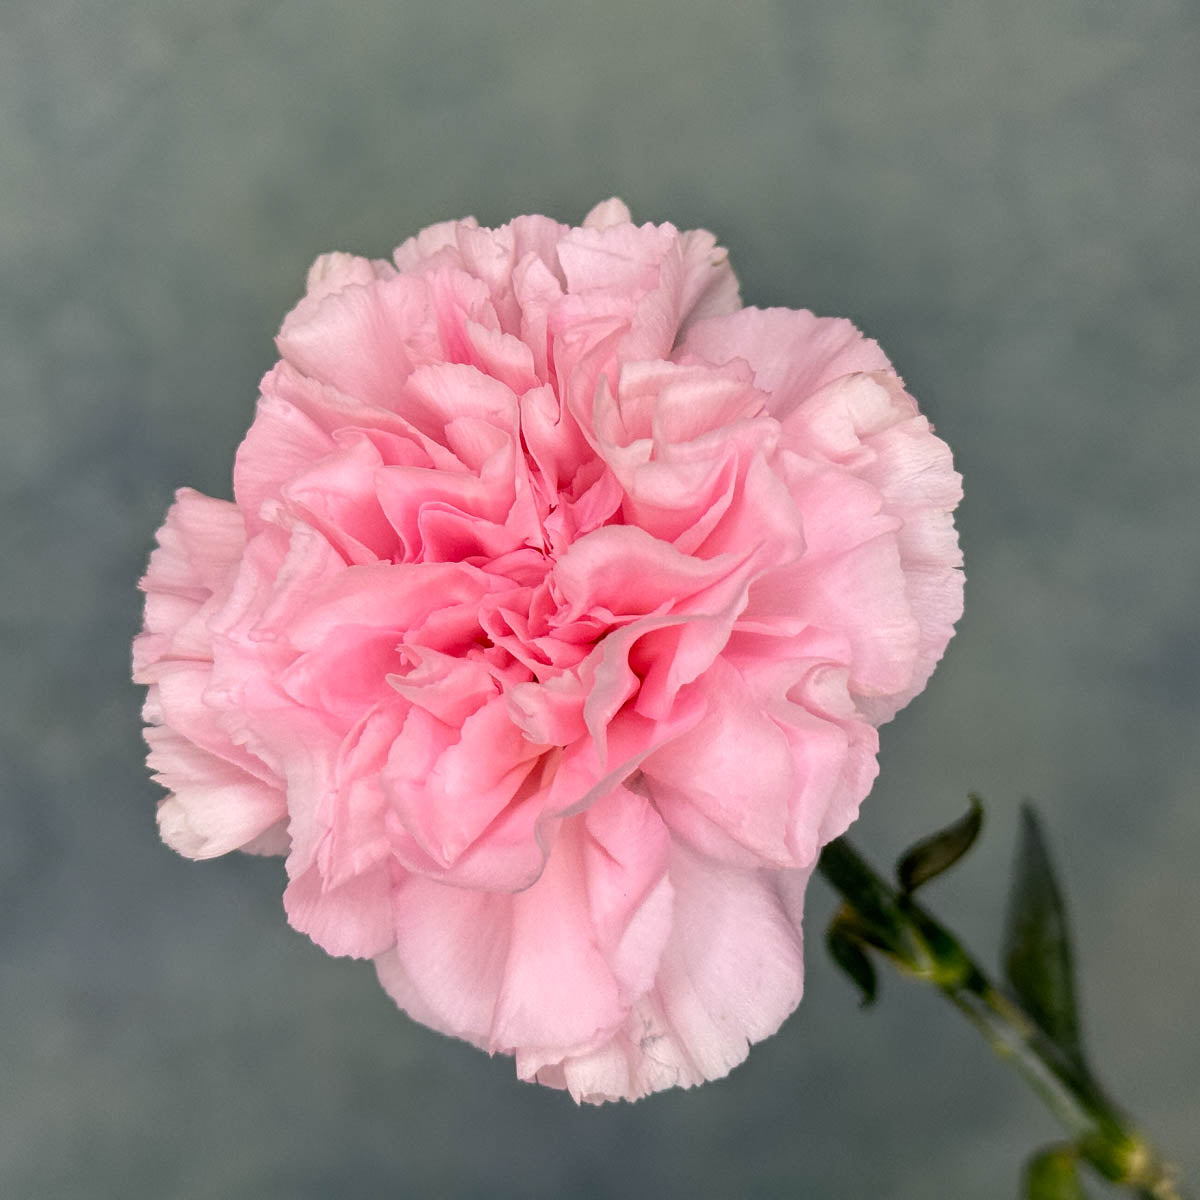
top-left (3, 2), bottom-right (1197, 1197)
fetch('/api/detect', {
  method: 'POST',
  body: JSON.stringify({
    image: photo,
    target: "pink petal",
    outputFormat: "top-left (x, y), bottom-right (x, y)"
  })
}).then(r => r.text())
top-left (386, 646), bottom-right (503, 727)
top-left (383, 876), bottom-right (512, 1046)
top-left (315, 705), bottom-right (401, 890)
top-left (538, 845), bottom-right (809, 1102)
top-left (385, 792), bottom-right (672, 1062)
top-left (382, 698), bottom-right (547, 869)
top-left (146, 727), bottom-right (285, 859)
top-left (276, 432), bottom-right (398, 564)
top-left (149, 664), bottom-right (276, 786)
top-left (676, 226), bottom-right (741, 333)
top-left (553, 525), bottom-right (743, 622)
top-left (514, 254), bottom-right (566, 382)
top-left (303, 252), bottom-right (395, 307)
top-left (281, 561), bottom-right (489, 650)
top-left (278, 626), bottom-right (405, 726)
top-left (581, 198), bottom-right (632, 230)
top-left (636, 846), bottom-right (808, 1089)
top-left (234, 393), bottom-right (336, 532)
top-left (682, 306), bottom-right (892, 418)
top-left (276, 274), bottom-right (439, 408)
top-left (283, 859), bottom-right (396, 959)
top-left (505, 673), bottom-right (588, 746)
top-left (640, 657), bottom-right (796, 868)
top-left (557, 220), bottom-right (675, 297)
top-left (393, 218), bottom-right (472, 272)
top-left (138, 488), bottom-right (245, 599)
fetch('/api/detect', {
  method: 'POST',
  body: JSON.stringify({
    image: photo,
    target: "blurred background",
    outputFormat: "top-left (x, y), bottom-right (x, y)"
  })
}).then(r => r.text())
top-left (3, 1), bottom-right (1197, 1196)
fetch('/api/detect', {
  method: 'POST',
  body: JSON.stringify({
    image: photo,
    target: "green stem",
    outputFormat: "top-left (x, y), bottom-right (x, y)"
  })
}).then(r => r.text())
top-left (816, 837), bottom-right (1187, 1200)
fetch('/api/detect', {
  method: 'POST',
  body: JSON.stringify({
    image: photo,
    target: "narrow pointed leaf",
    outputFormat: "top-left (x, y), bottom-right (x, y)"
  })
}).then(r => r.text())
top-left (826, 918), bottom-right (878, 1007)
top-left (1024, 1144), bottom-right (1090, 1199)
top-left (819, 837), bottom-right (907, 947)
top-left (1003, 804), bottom-right (1086, 1071)
top-left (895, 794), bottom-right (984, 893)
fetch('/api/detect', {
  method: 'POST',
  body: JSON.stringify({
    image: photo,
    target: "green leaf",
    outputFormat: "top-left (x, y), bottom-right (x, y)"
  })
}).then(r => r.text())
top-left (826, 916), bottom-right (878, 1007)
top-left (1024, 1144), bottom-right (1091, 1199)
top-left (818, 838), bottom-right (908, 950)
top-left (895, 794), bottom-right (984, 894)
top-left (1003, 804), bottom-right (1086, 1072)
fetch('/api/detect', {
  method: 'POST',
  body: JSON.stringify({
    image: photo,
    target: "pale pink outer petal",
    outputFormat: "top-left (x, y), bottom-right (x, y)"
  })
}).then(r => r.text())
top-left (555, 216), bottom-right (734, 366)
top-left (275, 274), bottom-right (440, 410)
top-left (680, 306), bottom-right (893, 418)
top-left (133, 489), bottom-right (246, 676)
top-left (378, 788), bottom-right (673, 1063)
top-left (283, 861), bottom-right (396, 959)
top-left (531, 844), bottom-right (809, 1103)
top-left (770, 659), bottom-right (882, 848)
top-left (675, 227), bottom-right (741, 333)
top-left (781, 371), bottom-right (964, 719)
top-left (275, 253), bottom-right (398, 350)
top-left (392, 217), bottom-right (475, 273)
top-left (839, 380), bottom-right (965, 721)
top-left (582, 198), bottom-right (632, 230)
top-left (303, 252), bottom-right (396, 307)
top-left (135, 489), bottom-right (291, 859)
top-left (146, 727), bottom-right (285, 859)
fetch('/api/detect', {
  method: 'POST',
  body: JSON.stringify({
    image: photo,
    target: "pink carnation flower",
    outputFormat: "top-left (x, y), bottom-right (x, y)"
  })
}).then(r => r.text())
top-left (134, 199), bottom-right (963, 1102)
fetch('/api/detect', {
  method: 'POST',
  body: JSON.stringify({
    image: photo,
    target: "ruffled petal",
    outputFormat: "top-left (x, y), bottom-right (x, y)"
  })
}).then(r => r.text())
top-left (536, 844), bottom-right (809, 1102)
top-left (147, 727), bottom-right (285, 859)
top-left (682, 306), bottom-right (892, 418)
top-left (283, 859), bottom-right (396, 959)
top-left (639, 657), bottom-right (797, 868)
top-left (383, 697), bottom-right (547, 870)
top-left (276, 274), bottom-right (440, 408)
top-left (383, 787), bottom-right (672, 1064)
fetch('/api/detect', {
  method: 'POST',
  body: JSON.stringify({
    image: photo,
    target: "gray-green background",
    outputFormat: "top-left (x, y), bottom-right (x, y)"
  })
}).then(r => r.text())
top-left (4, 2), bottom-right (1197, 1196)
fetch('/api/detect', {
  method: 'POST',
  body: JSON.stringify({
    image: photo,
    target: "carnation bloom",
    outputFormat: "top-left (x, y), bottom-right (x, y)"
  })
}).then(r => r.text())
top-left (133, 199), bottom-right (963, 1102)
